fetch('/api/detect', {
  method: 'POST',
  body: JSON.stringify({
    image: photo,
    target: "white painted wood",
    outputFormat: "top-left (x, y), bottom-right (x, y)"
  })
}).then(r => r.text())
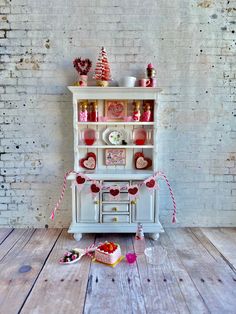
top-left (68, 87), bottom-right (163, 237)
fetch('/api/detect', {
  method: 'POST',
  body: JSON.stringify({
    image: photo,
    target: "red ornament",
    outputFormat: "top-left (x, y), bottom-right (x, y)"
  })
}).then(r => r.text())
top-left (80, 152), bottom-right (96, 170)
top-left (128, 187), bottom-right (138, 195)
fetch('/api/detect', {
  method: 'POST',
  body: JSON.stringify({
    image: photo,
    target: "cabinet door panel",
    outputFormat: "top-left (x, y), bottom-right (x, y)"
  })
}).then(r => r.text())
top-left (76, 184), bottom-right (99, 223)
top-left (132, 182), bottom-right (155, 222)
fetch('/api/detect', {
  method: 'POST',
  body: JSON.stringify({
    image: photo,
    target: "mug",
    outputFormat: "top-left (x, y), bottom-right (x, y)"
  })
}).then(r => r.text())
top-left (139, 78), bottom-right (151, 87)
top-left (119, 76), bottom-right (136, 87)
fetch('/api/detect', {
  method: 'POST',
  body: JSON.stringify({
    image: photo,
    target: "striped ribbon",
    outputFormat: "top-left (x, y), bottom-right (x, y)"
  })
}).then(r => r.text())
top-left (50, 169), bottom-right (75, 221)
top-left (156, 171), bottom-right (177, 223)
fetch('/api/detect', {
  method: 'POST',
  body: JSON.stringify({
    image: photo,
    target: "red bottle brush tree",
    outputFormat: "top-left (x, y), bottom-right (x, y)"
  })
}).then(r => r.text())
top-left (94, 47), bottom-right (111, 87)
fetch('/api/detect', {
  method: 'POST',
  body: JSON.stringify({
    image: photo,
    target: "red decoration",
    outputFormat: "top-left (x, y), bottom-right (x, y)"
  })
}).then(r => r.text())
top-left (109, 186), bottom-right (120, 200)
top-left (73, 57), bottom-right (92, 75)
top-left (134, 152), bottom-right (152, 170)
top-left (90, 182), bottom-right (101, 194)
top-left (144, 176), bottom-right (158, 192)
top-left (76, 175), bottom-right (86, 185)
top-left (94, 47), bottom-right (111, 81)
top-left (146, 179), bottom-right (155, 188)
top-left (80, 152), bottom-right (96, 170)
top-left (128, 184), bottom-right (139, 200)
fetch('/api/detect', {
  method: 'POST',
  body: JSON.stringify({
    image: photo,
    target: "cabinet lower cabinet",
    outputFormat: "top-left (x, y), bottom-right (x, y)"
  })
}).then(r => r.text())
top-left (69, 180), bottom-right (163, 241)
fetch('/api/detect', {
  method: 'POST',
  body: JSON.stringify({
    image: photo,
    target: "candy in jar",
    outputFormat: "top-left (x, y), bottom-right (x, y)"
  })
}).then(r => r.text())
top-left (132, 101), bottom-right (141, 122)
top-left (90, 101), bottom-right (98, 122)
top-left (79, 101), bottom-right (88, 122)
top-left (141, 103), bottom-right (151, 122)
top-left (146, 63), bottom-right (156, 79)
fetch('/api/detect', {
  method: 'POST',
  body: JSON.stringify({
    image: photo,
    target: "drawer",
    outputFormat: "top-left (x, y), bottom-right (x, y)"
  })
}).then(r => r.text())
top-left (102, 214), bottom-right (129, 223)
top-left (102, 203), bottom-right (129, 212)
top-left (102, 192), bottom-right (129, 201)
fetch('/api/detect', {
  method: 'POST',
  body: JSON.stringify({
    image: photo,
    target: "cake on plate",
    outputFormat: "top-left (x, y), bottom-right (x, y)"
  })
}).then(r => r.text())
top-left (95, 241), bottom-right (121, 265)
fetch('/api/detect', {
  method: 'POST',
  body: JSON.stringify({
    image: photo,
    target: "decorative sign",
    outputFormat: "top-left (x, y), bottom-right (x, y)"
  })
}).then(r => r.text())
top-left (105, 148), bottom-right (126, 166)
top-left (104, 100), bottom-right (127, 121)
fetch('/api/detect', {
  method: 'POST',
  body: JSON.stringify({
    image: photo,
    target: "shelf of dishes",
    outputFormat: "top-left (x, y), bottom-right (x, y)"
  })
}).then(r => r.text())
top-left (77, 122), bottom-right (155, 125)
top-left (77, 145), bottom-right (154, 149)
top-left (78, 127), bottom-right (153, 146)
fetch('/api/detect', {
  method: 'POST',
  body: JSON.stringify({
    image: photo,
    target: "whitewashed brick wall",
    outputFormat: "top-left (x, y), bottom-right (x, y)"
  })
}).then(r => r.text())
top-left (0, 0), bottom-right (236, 227)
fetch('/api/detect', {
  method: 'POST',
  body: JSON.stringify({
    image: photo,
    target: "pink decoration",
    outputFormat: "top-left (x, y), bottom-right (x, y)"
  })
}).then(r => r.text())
top-left (139, 78), bottom-right (151, 87)
top-left (144, 176), bottom-right (157, 192)
top-left (126, 252), bottom-right (137, 264)
top-left (79, 110), bottom-right (87, 122)
top-left (94, 47), bottom-right (111, 81)
top-left (134, 152), bottom-right (152, 170)
top-left (90, 181), bottom-right (101, 198)
top-left (75, 173), bottom-right (87, 191)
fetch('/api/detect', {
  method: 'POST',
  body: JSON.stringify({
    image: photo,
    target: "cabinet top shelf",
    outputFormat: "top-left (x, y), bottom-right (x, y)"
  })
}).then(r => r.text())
top-left (68, 86), bottom-right (162, 100)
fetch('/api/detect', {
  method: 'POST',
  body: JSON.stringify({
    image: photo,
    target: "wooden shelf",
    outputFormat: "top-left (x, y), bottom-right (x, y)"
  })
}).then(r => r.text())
top-left (77, 145), bottom-right (154, 149)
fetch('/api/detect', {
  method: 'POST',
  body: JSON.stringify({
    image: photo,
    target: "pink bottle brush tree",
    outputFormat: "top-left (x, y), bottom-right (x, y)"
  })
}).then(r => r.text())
top-left (94, 47), bottom-right (111, 87)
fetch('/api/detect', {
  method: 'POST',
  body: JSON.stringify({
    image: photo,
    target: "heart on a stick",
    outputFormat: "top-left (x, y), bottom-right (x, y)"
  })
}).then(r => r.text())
top-left (134, 152), bottom-right (152, 170)
top-left (80, 152), bottom-right (96, 170)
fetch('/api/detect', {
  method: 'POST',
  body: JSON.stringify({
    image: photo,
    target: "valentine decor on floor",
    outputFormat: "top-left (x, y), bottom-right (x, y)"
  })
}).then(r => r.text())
top-left (80, 152), bottom-right (96, 170)
top-left (134, 152), bottom-right (152, 169)
top-left (94, 47), bottom-right (111, 87)
top-left (73, 57), bottom-right (92, 87)
top-left (50, 170), bottom-right (177, 223)
top-left (94, 242), bottom-right (123, 267)
top-left (125, 252), bottom-right (137, 264)
top-left (134, 223), bottom-right (145, 254)
top-left (59, 244), bottom-right (97, 265)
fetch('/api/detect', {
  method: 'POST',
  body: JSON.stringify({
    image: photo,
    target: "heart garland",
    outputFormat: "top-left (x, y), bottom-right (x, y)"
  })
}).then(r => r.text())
top-left (109, 186), bottom-right (120, 200)
top-left (90, 181), bottom-right (102, 198)
top-left (144, 176), bottom-right (158, 192)
top-left (73, 57), bottom-right (92, 75)
top-left (127, 184), bottom-right (140, 200)
top-left (75, 173), bottom-right (87, 191)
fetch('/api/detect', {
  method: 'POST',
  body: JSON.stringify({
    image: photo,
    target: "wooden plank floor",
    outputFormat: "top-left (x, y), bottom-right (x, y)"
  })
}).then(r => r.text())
top-left (1, 228), bottom-right (236, 314)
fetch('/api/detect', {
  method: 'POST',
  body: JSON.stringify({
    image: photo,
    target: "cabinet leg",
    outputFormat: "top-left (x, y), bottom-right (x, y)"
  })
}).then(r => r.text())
top-left (74, 233), bottom-right (82, 241)
top-left (149, 233), bottom-right (159, 241)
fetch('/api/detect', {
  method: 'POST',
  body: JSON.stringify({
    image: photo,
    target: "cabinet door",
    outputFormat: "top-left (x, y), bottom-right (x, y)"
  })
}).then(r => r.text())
top-left (132, 183), bottom-right (155, 223)
top-left (76, 184), bottom-right (99, 223)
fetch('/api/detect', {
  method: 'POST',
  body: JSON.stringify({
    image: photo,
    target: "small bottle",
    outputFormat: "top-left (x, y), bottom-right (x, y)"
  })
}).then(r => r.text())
top-left (90, 101), bottom-right (98, 122)
top-left (141, 103), bottom-right (151, 122)
top-left (79, 101), bottom-right (88, 122)
top-left (134, 222), bottom-right (145, 254)
top-left (132, 101), bottom-right (141, 122)
top-left (146, 63), bottom-right (156, 79)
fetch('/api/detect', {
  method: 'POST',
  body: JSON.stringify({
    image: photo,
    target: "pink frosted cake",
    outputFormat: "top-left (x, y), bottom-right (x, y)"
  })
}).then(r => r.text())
top-left (95, 242), bottom-right (121, 265)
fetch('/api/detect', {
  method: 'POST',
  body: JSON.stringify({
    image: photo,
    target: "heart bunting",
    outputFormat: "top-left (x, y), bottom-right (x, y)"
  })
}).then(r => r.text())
top-left (127, 184), bottom-right (140, 200)
top-left (90, 181), bottom-right (101, 198)
top-left (75, 173), bottom-right (87, 191)
top-left (144, 176), bottom-right (158, 192)
top-left (109, 185), bottom-right (120, 200)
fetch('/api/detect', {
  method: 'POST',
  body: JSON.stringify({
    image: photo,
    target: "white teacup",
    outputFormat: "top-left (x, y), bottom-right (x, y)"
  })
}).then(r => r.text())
top-left (119, 76), bottom-right (136, 87)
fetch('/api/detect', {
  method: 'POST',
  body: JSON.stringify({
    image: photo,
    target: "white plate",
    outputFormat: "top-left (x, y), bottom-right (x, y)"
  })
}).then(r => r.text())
top-left (102, 128), bottom-right (127, 145)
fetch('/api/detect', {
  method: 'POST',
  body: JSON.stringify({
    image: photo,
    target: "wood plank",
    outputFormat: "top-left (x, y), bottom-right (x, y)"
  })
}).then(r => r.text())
top-left (83, 234), bottom-right (147, 314)
top-left (0, 228), bottom-right (13, 244)
top-left (167, 228), bottom-right (236, 314)
top-left (201, 228), bottom-right (236, 270)
top-left (0, 228), bottom-right (61, 314)
top-left (0, 229), bottom-right (34, 262)
top-left (136, 234), bottom-right (208, 314)
top-left (21, 230), bottom-right (95, 314)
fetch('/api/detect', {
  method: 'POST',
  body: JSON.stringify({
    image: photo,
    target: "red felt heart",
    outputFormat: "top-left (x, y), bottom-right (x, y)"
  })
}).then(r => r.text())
top-left (110, 189), bottom-right (120, 197)
top-left (91, 184), bottom-right (100, 193)
top-left (128, 187), bottom-right (138, 195)
top-left (146, 179), bottom-right (156, 188)
top-left (80, 152), bottom-right (96, 170)
top-left (76, 175), bottom-right (86, 184)
top-left (135, 156), bottom-right (152, 170)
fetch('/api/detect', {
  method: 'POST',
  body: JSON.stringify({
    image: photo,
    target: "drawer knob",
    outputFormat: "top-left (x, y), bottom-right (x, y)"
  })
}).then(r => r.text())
top-left (113, 217), bottom-right (118, 222)
top-left (94, 200), bottom-right (99, 205)
top-left (131, 200), bottom-right (136, 205)
top-left (113, 207), bottom-right (118, 211)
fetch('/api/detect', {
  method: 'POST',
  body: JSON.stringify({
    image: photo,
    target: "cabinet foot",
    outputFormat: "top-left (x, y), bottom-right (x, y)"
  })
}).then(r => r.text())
top-left (149, 233), bottom-right (159, 241)
top-left (74, 233), bottom-right (82, 241)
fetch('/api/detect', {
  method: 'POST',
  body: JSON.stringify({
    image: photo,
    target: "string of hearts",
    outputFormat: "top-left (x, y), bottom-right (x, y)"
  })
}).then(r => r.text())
top-left (50, 170), bottom-right (177, 223)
